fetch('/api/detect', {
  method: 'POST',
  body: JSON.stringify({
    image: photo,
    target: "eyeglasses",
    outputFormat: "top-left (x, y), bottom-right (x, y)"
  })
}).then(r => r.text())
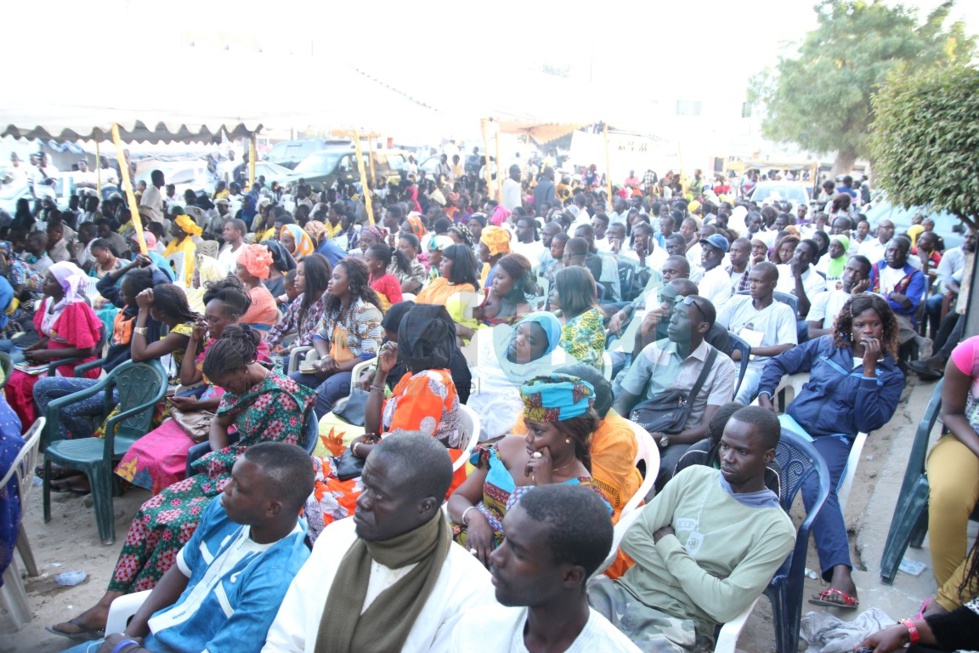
top-left (674, 295), bottom-right (709, 323)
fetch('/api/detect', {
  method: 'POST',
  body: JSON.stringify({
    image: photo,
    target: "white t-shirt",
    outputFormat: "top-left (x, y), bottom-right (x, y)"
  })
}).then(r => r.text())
top-left (806, 288), bottom-right (850, 327)
top-left (451, 605), bottom-right (642, 653)
top-left (140, 184), bottom-right (164, 223)
top-left (510, 239), bottom-right (545, 265)
top-left (857, 238), bottom-right (888, 265)
top-left (217, 242), bottom-right (243, 275)
top-left (878, 265), bottom-right (906, 295)
top-left (698, 265), bottom-right (734, 312)
top-left (775, 264), bottom-right (826, 301)
top-left (717, 295), bottom-right (798, 368)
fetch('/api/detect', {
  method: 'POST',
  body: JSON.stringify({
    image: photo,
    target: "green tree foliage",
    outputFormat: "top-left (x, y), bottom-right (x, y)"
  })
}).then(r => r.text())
top-left (870, 65), bottom-right (979, 230)
top-left (751, 0), bottom-right (974, 173)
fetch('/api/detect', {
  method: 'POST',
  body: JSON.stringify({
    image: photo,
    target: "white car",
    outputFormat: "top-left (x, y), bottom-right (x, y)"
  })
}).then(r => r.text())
top-left (135, 161), bottom-right (218, 196)
top-left (749, 181), bottom-right (812, 213)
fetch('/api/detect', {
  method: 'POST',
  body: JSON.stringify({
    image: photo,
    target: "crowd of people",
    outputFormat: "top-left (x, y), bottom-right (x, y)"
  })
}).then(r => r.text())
top-left (0, 151), bottom-right (975, 653)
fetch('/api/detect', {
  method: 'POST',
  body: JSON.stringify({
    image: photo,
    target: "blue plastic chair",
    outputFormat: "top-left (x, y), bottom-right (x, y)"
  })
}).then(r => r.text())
top-left (42, 361), bottom-right (168, 544)
top-left (726, 332), bottom-right (752, 401)
top-left (185, 408), bottom-right (318, 477)
top-left (879, 380), bottom-right (945, 584)
top-left (765, 429), bottom-right (831, 653)
top-left (736, 289), bottom-right (799, 316)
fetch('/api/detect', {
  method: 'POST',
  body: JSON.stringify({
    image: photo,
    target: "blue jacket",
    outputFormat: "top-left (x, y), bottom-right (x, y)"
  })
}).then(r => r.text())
top-left (757, 335), bottom-right (905, 438)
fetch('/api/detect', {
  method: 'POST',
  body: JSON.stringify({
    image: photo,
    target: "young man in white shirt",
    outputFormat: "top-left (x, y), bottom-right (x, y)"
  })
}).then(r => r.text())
top-left (776, 238), bottom-right (827, 322)
top-left (857, 218), bottom-right (894, 265)
top-left (452, 485), bottom-right (641, 653)
top-left (218, 219), bottom-right (247, 274)
top-left (263, 434), bottom-right (491, 653)
top-left (717, 262), bottom-right (798, 403)
top-left (697, 234), bottom-right (733, 312)
top-left (806, 255), bottom-right (872, 340)
top-left (139, 170), bottom-right (165, 224)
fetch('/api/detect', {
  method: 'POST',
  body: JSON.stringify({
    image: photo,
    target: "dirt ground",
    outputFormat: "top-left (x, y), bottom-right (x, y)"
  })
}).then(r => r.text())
top-left (0, 379), bottom-right (932, 653)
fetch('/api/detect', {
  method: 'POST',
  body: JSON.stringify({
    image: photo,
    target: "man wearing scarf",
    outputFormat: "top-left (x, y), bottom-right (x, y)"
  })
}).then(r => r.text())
top-left (263, 433), bottom-right (491, 653)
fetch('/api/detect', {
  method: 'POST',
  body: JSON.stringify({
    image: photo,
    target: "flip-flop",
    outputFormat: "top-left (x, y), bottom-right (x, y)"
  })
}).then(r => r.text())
top-left (809, 588), bottom-right (859, 609)
top-left (45, 620), bottom-right (104, 641)
top-left (34, 465), bottom-right (81, 482)
top-left (49, 479), bottom-right (91, 495)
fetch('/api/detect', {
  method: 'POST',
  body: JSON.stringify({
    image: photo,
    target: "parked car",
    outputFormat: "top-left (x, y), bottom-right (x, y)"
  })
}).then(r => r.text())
top-left (290, 148), bottom-right (406, 190)
top-left (266, 139), bottom-right (350, 169)
top-left (0, 172), bottom-right (90, 214)
top-left (253, 161), bottom-right (300, 187)
top-left (748, 181), bottom-right (812, 213)
top-left (865, 199), bottom-right (965, 250)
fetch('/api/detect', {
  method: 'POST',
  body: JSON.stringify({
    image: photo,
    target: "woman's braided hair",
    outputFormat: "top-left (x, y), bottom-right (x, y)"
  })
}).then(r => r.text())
top-left (202, 324), bottom-right (261, 380)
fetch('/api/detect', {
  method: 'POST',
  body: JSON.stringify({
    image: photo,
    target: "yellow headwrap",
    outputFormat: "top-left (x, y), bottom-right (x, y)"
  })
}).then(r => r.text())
top-left (480, 226), bottom-right (511, 257)
top-left (175, 214), bottom-right (203, 237)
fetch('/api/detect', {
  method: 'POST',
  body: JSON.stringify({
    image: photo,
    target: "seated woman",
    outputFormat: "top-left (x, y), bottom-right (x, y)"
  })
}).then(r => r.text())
top-left (88, 238), bottom-right (124, 280)
top-left (162, 214), bottom-right (201, 286)
top-left (424, 234), bottom-right (453, 281)
top-left (549, 266), bottom-right (606, 369)
top-left (364, 244), bottom-right (404, 312)
top-left (355, 225), bottom-right (386, 257)
top-left (471, 252), bottom-right (537, 328)
top-left (415, 243), bottom-right (481, 341)
top-left (289, 258), bottom-right (383, 417)
top-left (303, 304), bottom-right (464, 541)
top-left (235, 244), bottom-right (279, 328)
top-left (478, 225), bottom-right (511, 287)
top-left (267, 253), bottom-right (331, 356)
top-left (816, 234), bottom-right (849, 283)
top-left (923, 334), bottom-right (979, 615)
top-left (116, 280), bottom-right (269, 493)
top-left (262, 240), bottom-right (296, 299)
top-left (467, 312), bottom-right (569, 440)
top-left (280, 224), bottom-right (314, 262)
top-left (50, 326), bottom-right (315, 638)
top-left (393, 232), bottom-right (427, 293)
top-left (446, 373), bottom-right (610, 566)
top-left (757, 294), bottom-right (904, 610)
top-left (5, 262), bottom-right (102, 426)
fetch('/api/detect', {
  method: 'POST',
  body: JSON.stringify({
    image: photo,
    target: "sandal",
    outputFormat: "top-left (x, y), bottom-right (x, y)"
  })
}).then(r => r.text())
top-left (809, 588), bottom-right (859, 609)
top-left (35, 464), bottom-right (82, 482)
top-left (45, 619), bottom-right (105, 641)
top-left (49, 478), bottom-right (91, 495)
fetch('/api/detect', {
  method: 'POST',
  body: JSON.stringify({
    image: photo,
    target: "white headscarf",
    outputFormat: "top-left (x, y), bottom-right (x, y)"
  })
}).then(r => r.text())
top-left (48, 261), bottom-right (88, 310)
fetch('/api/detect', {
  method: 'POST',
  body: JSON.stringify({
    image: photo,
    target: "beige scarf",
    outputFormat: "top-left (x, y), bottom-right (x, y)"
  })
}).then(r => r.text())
top-left (314, 511), bottom-right (451, 653)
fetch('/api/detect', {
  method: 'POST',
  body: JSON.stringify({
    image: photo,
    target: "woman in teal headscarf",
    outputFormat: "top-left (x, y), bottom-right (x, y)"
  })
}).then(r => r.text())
top-left (818, 234), bottom-right (850, 282)
top-left (466, 312), bottom-right (573, 440)
top-left (447, 372), bottom-right (611, 566)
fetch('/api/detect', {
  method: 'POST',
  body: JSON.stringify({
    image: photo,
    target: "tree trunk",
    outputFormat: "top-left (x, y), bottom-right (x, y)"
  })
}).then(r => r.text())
top-left (831, 149), bottom-right (858, 177)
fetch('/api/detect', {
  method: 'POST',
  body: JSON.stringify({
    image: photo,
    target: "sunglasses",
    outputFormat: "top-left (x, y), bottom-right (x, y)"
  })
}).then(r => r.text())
top-left (674, 295), bottom-right (709, 322)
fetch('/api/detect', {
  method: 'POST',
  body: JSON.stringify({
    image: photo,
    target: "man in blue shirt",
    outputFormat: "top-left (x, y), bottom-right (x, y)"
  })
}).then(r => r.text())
top-left (62, 442), bottom-right (315, 653)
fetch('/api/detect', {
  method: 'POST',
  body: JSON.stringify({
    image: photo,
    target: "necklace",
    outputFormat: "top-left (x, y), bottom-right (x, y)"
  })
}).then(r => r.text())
top-left (552, 458), bottom-right (575, 473)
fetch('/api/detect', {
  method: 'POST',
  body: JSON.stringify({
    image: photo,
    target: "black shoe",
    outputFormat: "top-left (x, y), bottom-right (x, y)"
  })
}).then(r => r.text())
top-left (908, 360), bottom-right (944, 380)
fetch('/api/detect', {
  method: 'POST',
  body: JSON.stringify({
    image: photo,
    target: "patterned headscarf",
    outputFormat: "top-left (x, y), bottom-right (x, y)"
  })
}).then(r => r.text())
top-left (427, 235), bottom-right (453, 252)
top-left (280, 224), bottom-right (314, 260)
top-left (406, 215), bottom-right (427, 238)
top-left (238, 244), bottom-right (273, 280)
top-left (304, 220), bottom-right (327, 246)
top-left (447, 224), bottom-right (473, 246)
top-left (520, 374), bottom-right (595, 423)
top-left (174, 214), bottom-right (203, 237)
top-left (360, 225), bottom-right (387, 245)
top-left (480, 226), bottom-right (511, 257)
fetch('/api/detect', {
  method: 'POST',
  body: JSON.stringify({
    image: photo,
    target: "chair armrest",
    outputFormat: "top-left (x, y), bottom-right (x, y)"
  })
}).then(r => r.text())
top-left (105, 589), bottom-right (152, 635)
top-left (713, 597), bottom-right (759, 653)
top-left (288, 346), bottom-right (313, 375)
top-left (48, 355), bottom-right (85, 376)
top-left (46, 374), bottom-right (115, 413)
top-left (74, 357), bottom-right (107, 377)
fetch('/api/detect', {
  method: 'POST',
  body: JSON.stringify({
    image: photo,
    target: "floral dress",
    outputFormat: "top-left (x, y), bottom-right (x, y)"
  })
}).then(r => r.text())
top-left (303, 368), bottom-right (461, 543)
top-left (560, 307), bottom-right (606, 369)
top-left (451, 443), bottom-right (610, 550)
top-left (267, 292), bottom-right (327, 349)
top-left (108, 372), bottom-right (314, 593)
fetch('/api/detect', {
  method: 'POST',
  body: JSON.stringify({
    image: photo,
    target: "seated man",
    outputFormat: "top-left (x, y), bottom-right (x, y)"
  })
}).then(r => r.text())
top-left (869, 235), bottom-right (926, 350)
top-left (716, 262), bottom-right (798, 403)
top-left (262, 433), bottom-right (491, 653)
top-left (589, 407), bottom-right (796, 652)
top-left (451, 485), bottom-right (641, 653)
top-left (613, 294), bottom-right (736, 483)
top-left (64, 442), bottom-right (315, 653)
top-left (805, 255), bottom-right (872, 340)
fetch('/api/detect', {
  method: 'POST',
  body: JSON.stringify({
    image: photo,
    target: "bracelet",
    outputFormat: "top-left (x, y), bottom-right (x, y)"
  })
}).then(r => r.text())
top-left (900, 618), bottom-right (920, 645)
top-left (370, 384), bottom-right (385, 393)
top-left (351, 442), bottom-right (361, 456)
top-left (111, 639), bottom-right (141, 653)
top-left (461, 505), bottom-right (476, 526)
top-left (134, 326), bottom-right (148, 336)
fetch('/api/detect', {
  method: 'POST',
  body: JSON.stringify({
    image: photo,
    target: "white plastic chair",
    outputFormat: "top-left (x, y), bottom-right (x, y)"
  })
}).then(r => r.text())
top-left (0, 418), bottom-right (45, 629)
top-left (600, 352), bottom-right (613, 382)
top-left (455, 405), bottom-right (480, 473)
top-left (620, 422), bottom-right (659, 519)
top-left (105, 589), bottom-right (152, 635)
top-left (286, 346), bottom-right (314, 375)
top-left (713, 597), bottom-right (760, 653)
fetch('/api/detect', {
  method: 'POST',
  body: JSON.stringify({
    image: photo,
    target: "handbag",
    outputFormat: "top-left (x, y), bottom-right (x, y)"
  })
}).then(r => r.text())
top-left (170, 407), bottom-right (214, 443)
top-left (629, 348), bottom-right (718, 434)
top-left (334, 387), bottom-right (369, 426)
top-left (333, 448), bottom-right (366, 481)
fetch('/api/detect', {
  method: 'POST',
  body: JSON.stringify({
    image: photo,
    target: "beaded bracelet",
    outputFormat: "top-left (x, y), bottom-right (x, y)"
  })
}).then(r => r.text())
top-left (900, 619), bottom-right (920, 645)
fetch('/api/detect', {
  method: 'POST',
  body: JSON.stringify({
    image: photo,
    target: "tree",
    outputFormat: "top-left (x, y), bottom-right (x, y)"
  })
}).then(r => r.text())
top-left (750, 0), bottom-right (974, 174)
top-left (870, 64), bottom-right (979, 232)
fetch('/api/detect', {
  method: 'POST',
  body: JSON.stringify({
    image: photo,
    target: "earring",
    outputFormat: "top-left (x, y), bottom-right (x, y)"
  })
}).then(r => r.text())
top-left (565, 438), bottom-right (571, 444)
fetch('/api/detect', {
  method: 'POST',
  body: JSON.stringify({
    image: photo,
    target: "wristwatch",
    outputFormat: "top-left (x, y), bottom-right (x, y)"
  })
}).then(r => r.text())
top-left (658, 435), bottom-right (670, 449)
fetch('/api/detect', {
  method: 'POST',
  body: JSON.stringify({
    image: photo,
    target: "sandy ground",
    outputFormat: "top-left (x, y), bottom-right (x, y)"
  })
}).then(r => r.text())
top-left (0, 378), bottom-right (936, 653)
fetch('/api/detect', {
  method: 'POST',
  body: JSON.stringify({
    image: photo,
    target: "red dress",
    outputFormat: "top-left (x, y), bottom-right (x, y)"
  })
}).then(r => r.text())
top-left (370, 273), bottom-right (404, 311)
top-left (4, 299), bottom-right (102, 425)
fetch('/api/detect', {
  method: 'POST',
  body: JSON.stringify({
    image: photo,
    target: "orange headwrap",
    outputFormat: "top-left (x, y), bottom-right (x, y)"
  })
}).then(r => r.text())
top-left (238, 244), bottom-right (274, 280)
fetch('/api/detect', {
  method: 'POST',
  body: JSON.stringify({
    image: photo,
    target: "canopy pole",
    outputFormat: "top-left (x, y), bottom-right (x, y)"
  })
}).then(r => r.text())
top-left (603, 122), bottom-right (613, 209)
top-left (111, 123), bottom-right (147, 255)
top-left (248, 133), bottom-right (257, 188)
top-left (95, 138), bottom-right (102, 199)
top-left (352, 133), bottom-right (375, 226)
top-left (481, 119), bottom-right (492, 196)
top-left (494, 130), bottom-right (502, 203)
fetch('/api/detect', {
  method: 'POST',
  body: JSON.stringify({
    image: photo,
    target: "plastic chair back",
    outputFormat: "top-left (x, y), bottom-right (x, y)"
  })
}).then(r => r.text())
top-left (601, 352), bottom-right (613, 381)
top-left (107, 361), bottom-right (169, 448)
top-left (621, 422), bottom-right (659, 519)
top-left (736, 289), bottom-right (798, 316)
top-left (617, 262), bottom-right (636, 302)
top-left (303, 410), bottom-right (319, 455)
top-left (455, 404), bottom-right (480, 472)
top-left (0, 418), bottom-right (44, 496)
top-left (726, 332), bottom-right (752, 401)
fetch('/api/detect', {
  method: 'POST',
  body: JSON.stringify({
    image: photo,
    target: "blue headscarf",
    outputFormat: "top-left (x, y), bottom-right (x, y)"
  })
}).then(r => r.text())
top-left (512, 312), bottom-right (562, 356)
top-left (520, 374), bottom-right (595, 422)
